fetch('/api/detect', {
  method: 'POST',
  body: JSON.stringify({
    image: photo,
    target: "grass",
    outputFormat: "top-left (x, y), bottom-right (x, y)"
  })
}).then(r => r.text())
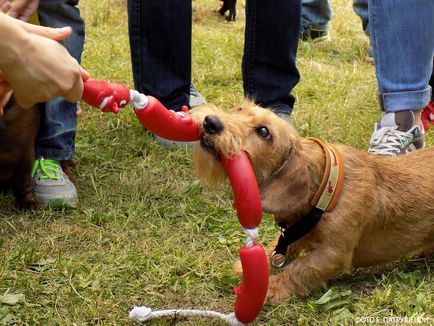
top-left (1, 0), bottom-right (434, 324)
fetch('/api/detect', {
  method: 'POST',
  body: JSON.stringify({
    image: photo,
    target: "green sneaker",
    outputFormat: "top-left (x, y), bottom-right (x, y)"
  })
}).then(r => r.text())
top-left (32, 157), bottom-right (78, 208)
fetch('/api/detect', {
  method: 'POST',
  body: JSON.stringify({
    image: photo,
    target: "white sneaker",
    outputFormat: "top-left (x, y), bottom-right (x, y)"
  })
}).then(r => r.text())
top-left (32, 157), bottom-right (78, 208)
top-left (368, 111), bottom-right (424, 156)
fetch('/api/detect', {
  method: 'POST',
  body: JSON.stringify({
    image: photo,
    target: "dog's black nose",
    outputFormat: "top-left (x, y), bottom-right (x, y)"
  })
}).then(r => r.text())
top-left (203, 115), bottom-right (224, 134)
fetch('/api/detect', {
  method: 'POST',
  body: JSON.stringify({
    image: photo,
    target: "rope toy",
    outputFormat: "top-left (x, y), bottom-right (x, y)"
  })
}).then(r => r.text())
top-left (81, 79), bottom-right (269, 325)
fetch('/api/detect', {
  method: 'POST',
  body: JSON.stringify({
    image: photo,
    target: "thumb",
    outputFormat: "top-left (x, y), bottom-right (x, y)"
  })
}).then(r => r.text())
top-left (80, 67), bottom-right (90, 81)
top-left (18, 19), bottom-right (73, 41)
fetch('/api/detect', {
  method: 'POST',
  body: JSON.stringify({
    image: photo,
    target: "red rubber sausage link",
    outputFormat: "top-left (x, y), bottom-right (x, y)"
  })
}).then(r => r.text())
top-left (233, 243), bottom-right (269, 324)
top-left (221, 152), bottom-right (262, 228)
top-left (83, 79), bottom-right (268, 323)
top-left (134, 96), bottom-right (201, 142)
top-left (82, 78), bottom-right (131, 113)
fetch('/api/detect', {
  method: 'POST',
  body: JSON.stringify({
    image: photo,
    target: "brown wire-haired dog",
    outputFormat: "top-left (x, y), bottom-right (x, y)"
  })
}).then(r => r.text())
top-left (191, 103), bottom-right (434, 303)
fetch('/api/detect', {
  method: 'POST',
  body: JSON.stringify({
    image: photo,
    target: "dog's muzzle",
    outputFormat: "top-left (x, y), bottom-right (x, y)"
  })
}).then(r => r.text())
top-left (200, 115), bottom-right (224, 158)
top-left (200, 136), bottom-right (220, 159)
top-left (203, 115), bottom-right (224, 135)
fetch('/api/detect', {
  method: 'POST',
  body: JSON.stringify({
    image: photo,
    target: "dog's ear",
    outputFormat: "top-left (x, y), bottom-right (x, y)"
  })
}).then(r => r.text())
top-left (259, 146), bottom-right (311, 215)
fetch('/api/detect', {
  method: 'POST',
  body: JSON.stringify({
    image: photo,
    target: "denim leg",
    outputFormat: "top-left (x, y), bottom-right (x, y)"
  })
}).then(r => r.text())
top-left (300, 0), bottom-right (332, 33)
top-left (243, 0), bottom-right (301, 115)
top-left (369, 0), bottom-right (434, 112)
top-left (36, 0), bottom-right (84, 160)
top-left (352, 0), bottom-right (369, 37)
top-left (127, 0), bottom-right (191, 111)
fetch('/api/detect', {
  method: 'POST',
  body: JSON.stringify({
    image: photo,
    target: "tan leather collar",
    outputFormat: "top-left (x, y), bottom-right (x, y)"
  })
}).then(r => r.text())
top-left (308, 138), bottom-right (344, 212)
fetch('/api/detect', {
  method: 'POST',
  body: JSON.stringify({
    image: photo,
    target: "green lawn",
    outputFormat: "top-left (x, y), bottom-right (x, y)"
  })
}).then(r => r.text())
top-left (1, 0), bottom-right (433, 325)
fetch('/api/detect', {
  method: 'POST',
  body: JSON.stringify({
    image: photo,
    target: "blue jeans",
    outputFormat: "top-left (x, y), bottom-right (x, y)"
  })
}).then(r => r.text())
top-left (127, 0), bottom-right (300, 115)
top-left (370, 0), bottom-right (434, 112)
top-left (301, 0), bottom-right (369, 36)
top-left (36, 0), bottom-right (85, 160)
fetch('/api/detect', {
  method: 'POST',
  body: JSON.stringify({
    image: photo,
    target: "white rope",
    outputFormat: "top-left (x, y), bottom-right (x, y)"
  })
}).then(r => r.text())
top-left (129, 306), bottom-right (246, 325)
top-left (128, 226), bottom-right (262, 324)
top-left (244, 227), bottom-right (259, 247)
top-left (129, 90), bottom-right (149, 109)
top-left (129, 225), bottom-right (261, 325)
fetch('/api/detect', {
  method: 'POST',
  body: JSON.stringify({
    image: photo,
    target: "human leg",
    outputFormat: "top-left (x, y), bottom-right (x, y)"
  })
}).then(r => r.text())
top-left (127, 0), bottom-right (192, 112)
top-left (243, 0), bottom-right (301, 120)
top-left (352, 0), bottom-right (369, 37)
top-left (34, 0), bottom-right (84, 207)
top-left (367, 0), bottom-right (434, 156)
top-left (353, 0), bottom-right (373, 60)
top-left (300, 0), bottom-right (332, 41)
top-left (127, 0), bottom-right (204, 147)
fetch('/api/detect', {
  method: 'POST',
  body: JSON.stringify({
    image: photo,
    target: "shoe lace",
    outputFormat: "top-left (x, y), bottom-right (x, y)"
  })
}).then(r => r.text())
top-left (368, 124), bottom-right (415, 156)
top-left (32, 158), bottom-right (62, 180)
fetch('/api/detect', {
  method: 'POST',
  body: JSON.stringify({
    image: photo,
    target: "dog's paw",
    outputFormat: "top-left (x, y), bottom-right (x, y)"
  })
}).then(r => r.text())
top-left (266, 274), bottom-right (292, 304)
top-left (16, 192), bottom-right (37, 211)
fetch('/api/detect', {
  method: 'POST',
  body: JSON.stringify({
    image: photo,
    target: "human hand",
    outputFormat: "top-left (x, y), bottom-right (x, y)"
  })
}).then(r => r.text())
top-left (0, 1), bottom-right (12, 13)
top-left (9, 0), bottom-right (39, 21)
top-left (0, 16), bottom-right (89, 109)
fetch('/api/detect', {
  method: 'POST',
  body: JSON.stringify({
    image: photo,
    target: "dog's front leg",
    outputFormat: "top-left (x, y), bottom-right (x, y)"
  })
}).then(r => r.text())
top-left (266, 247), bottom-right (352, 303)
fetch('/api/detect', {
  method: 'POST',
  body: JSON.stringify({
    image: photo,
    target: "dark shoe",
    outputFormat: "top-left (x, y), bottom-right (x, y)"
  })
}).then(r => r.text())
top-left (276, 112), bottom-right (297, 132)
top-left (299, 29), bottom-right (331, 43)
top-left (368, 110), bottom-right (424, 156)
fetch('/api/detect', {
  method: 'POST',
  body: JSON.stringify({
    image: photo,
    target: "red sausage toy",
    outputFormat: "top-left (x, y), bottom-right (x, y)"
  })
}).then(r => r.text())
top-left (81, 79), bottom-right (268, 325)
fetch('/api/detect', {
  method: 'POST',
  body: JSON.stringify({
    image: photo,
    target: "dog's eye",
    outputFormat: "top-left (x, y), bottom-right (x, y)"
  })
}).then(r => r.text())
top-left (256, 126), bottom-right (271, 140)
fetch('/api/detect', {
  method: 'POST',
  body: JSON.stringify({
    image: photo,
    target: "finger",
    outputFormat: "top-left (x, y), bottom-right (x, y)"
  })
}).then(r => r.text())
top-left (64, 77), bottom-right (84, 104)
top-left (15, 7), bottom-right (34, 21)
top-left (0, 1), bottom-right (12, 13)
top-left (76, 103), bottom-right (82, 117)
top-left (9, 0), bottom-right (39, 21)
top-left (17, 20), bottom-right (73, 40)
top-left (80, 67), bottom-right (90, 81)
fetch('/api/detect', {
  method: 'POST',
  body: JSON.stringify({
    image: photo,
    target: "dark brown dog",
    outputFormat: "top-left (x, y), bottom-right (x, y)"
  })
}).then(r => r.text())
top-left (0, 99), bottom-right (39, 209)
top-left (219, 0), bottom-right (236, 21)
